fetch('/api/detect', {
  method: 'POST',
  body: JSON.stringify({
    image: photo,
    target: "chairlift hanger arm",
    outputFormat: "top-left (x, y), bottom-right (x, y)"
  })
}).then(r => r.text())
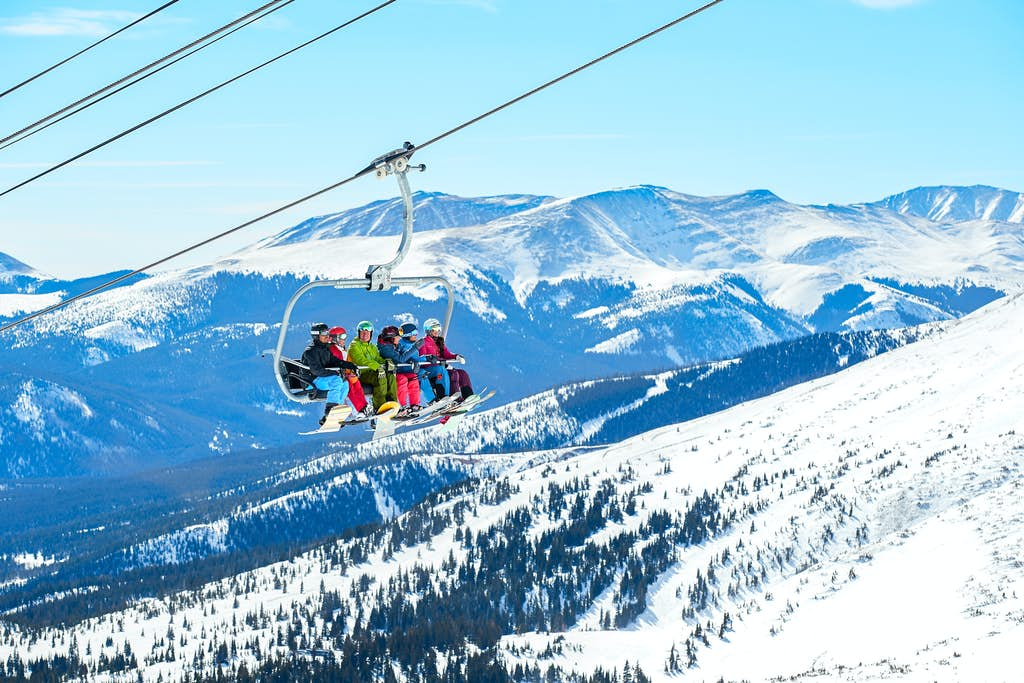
top-left (363, 142), bottom-right (426, 292)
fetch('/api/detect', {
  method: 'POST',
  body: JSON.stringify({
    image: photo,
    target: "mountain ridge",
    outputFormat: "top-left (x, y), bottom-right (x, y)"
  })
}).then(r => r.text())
top-left (872, 184), bottom-right (1024, 224)
top-left (0, 183), bottom-right (1019, 476)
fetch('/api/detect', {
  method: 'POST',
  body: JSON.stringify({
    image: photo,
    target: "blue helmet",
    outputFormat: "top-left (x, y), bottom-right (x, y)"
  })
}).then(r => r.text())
top-left (399, 323), bottom-right (418, 338)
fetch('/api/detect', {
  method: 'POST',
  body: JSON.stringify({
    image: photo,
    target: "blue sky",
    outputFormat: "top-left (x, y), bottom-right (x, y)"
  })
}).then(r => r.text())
top-left (0, 0), bottom-right (1021, 277)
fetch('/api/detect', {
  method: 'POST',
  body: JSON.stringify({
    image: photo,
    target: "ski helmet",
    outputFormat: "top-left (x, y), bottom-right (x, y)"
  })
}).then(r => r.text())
top-left (328, 326), bottom-right (347, 341)
top-left (310, 322), bottom-right (330, 338)
top-left (423, 318), bottom-right (441, 332)
top-left (356, 320), bottom-right (374, 333)
top-left (380, 325), bottom-right (400, 340)
top-left (399, 323), bottom-right (418, 338)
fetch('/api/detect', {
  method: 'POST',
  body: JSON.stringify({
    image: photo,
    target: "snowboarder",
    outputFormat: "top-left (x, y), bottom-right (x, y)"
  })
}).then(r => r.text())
top-left (327, 326), bottom-right (372, 419)
top-left (420, 317), bottom-right (474, 401)
top-left (301, 322), bottom-right (359, 426)
top-left (377, 324), bottom-right (421, 416)
top-left (346, 320), bottom-right (398, 412)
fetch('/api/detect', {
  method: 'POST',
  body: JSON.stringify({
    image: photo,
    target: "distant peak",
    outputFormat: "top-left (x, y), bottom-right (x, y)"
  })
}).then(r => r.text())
top-left (741, 188), bottom-right (783, 201)
top-left (0, 251), bottom-right (42, 278)
top-left (872, 185), bottom-right (1024, 224)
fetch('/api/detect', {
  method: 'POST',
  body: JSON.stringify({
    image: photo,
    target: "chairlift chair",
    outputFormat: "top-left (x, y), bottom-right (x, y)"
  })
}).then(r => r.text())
top-left (271, 143), bottom-right (455, 404)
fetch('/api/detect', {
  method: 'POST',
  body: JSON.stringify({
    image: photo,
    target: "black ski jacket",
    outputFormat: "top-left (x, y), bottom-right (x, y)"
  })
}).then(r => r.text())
top-left (301, 339), bottom-right (356, 378)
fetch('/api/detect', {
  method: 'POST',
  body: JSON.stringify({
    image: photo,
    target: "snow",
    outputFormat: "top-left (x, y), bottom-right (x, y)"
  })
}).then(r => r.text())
top-left (0, 291), bottom-right (62, 317)
top-left (573, 371), bottom-right (672, 443)
top-left (498, 293), bottom-right (1024, 681)
top-left (10, 553), bottom-right (58, 570)
top-left (585, 328), bottom-right (641, 354)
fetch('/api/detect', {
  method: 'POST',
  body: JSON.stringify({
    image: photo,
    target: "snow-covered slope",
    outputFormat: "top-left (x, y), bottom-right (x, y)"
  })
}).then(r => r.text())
top-left (261, 191), bottom-right (552, 246)
top-left (2, 290), bottom-right (1019, 681)
top-left (0, 252), bottom-right (45, 282)
top-left (874, 184), bottom-right (1024, 224)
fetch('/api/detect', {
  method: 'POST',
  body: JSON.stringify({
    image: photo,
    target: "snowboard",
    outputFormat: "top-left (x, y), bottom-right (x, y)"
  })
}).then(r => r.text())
top-left (370, 401), bottom-right (402, 441)
top-left (299, 404), bottom-right (353, 435)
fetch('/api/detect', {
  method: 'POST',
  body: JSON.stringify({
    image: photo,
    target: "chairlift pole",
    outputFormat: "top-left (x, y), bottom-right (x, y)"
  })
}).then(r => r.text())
top-left (270, 143), bottom-right (456, 404)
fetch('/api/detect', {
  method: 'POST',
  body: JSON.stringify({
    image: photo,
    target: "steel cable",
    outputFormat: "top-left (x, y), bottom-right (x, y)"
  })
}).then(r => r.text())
top-left (0, 0), bottom-right (184, 100)
top-left (0, 0), bottom-right (398, 200)
top-left (0, 0), bottom-right (296, 152)
top-left (0, 0), bottom-right (727, 334)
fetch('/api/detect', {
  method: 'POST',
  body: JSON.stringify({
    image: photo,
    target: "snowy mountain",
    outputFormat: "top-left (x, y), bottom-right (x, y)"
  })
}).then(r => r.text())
top-left (0, 252), bottom-right (43, 281)
top-left (1, 289), bottom-right (1019, 681)
top-left (1, 184), bottom-right (1021, 477)
top-left (873, 184), bottom-right (1024, 224)
top-left (262, 191), bottom-right (553, 246)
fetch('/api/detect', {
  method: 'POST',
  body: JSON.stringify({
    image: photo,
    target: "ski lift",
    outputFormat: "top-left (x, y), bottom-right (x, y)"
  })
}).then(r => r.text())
top-left (271, 142), bottom-right (455, 404)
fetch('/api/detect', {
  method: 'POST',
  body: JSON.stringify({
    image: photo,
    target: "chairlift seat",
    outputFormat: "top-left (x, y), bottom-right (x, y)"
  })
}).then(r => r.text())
top-left (278, 357), bottom-right (327, 401)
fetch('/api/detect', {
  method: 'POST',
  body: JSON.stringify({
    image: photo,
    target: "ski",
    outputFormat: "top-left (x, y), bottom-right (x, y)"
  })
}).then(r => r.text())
top-left (437, 389), bottom-right (496, 434)
top-left (397, 394), bottom-right (462, 426)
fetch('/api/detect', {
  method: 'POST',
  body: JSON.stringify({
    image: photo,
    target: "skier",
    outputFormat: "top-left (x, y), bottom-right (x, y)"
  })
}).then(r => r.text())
top-left (346, 320), bottom-right (398, 412)
top-left (419, 317), bottom-right (474, 401)
top-left (416, 318), bottom-right (450, 401)
top-left (377, 324), bottom-right (421, 416)
top-left (301, 322), bottom-right (359, 426)
top-left (327, 326), bottom-right (372, 419)
top-left (397, 322), bottom-right (438, 404)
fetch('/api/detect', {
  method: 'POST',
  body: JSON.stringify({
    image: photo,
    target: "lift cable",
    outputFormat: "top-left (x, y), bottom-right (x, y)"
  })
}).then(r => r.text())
top-left (0, 0), bottom-right (397, 200)
top-left (0, 0), bottom-right (296, 152)
top-left (0, 0), bottom-right (726, 335)
top-left (0, 0), bottom-right (185, 101)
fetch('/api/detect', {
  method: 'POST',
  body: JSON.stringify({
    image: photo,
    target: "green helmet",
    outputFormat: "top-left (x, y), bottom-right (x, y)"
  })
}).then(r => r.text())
top-left (356, 320), bottom-right (373, 333)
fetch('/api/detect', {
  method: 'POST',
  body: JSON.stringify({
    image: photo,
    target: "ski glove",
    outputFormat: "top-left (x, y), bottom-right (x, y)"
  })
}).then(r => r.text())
top-left (384, 359), bottom-right (397, 373)
top-left (408, 360), bottom-right (420, 373)
top-left (340, 360), bottom-right (358, 372)
top-left (412, 339), bottom-right (425, 350)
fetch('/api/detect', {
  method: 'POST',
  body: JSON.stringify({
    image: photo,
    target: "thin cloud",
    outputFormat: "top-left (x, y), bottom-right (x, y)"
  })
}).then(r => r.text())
top-left (0, 8), bottom-right (141, 37)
